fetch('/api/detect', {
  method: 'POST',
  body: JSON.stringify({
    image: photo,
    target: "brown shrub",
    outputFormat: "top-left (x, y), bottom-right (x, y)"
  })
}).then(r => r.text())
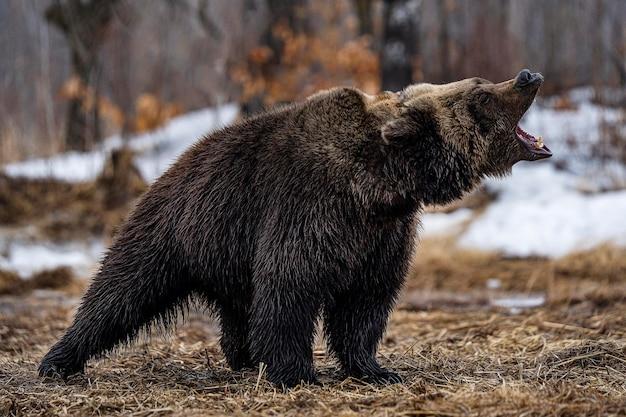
top-left (554, 244), bottom-right (626, 283)
top-left (30, 267), bottom-right (75, 290)
top-left (0, 148), bottom-right (146, 240)
top-left (0, 174), bottom-right (91, 225)
top-left (0, 269), bottom-right (22, 295)
top-left (0, 266), bottom-right (77, 296)
top-left (133, 94), bottom-right (183, 134)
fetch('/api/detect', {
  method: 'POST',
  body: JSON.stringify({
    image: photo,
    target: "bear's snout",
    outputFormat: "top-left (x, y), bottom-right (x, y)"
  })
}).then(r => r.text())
top-left (514, 69), bottom-right (544, 89)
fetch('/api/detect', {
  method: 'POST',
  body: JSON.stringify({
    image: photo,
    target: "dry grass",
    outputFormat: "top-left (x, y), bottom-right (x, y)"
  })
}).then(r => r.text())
top-left (1, 241), bottom-right (626, 416)
top-left (1, 294), bottom-right (625, 416)
top-left (406, 239), bottom-right (626, 308)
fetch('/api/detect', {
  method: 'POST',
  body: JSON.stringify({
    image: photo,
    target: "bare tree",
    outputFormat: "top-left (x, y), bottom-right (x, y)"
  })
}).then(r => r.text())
top-left (45, 0), bottom-right (120, 151)
top-left (353, 0), bottom-right (375, 36)
top-left (606, 1), bottom-right (626, 86)
top-left (380, 0), bottom-right (420, 91)
top-left (196, 0), bottom-right (223, 41)
top-left (436, 0), bottom-right (452, 82)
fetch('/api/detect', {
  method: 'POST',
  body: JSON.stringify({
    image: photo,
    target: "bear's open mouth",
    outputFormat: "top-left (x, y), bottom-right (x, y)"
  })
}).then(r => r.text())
top-left (515, 125), bottom-right (552, 159)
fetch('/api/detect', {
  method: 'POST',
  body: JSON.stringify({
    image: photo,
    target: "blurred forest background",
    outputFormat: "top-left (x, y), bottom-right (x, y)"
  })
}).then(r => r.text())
top-left (1, 0), bottom-right (625, 162)
top-left (3, 3), bottom-right (626, 415)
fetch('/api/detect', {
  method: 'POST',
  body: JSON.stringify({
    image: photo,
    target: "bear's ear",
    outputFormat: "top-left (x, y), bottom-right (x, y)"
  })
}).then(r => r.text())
top-left (381, 98), bottom-right (438, 144)
top-left (381, 116), bottom-right (417, 144)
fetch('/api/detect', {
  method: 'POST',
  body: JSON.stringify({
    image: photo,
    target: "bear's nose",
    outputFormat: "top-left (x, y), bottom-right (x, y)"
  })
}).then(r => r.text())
top-left (515, 69), bottom-right (543, 88)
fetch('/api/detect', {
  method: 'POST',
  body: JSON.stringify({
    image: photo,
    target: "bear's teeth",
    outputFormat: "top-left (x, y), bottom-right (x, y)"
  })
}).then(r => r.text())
top-left (534, 136), bottom-right (544, 149)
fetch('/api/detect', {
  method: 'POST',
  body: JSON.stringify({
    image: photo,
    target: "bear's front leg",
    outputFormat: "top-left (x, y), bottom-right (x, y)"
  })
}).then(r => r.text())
top-left (216, 299), bottom-right (254, 371)
top-left (248, 282), bottom-right (320, 388)
top-left (324, 284), bottom-right (402, 384)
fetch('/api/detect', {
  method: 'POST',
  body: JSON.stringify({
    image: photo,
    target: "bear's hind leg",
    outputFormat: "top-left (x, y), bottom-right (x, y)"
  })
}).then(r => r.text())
top-left (39, 248), bottom-right (195, 379)
top-left (324, 287), bottom-right (402, 384)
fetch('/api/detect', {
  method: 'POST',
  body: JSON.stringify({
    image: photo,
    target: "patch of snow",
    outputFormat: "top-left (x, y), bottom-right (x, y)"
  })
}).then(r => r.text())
top-left (490, 294), bottom-right (545, 313)
top-left (130, 105), bottom-right (239, 182)
top-left (0, 239), bottom-right (105, 277)
top-left (522, 101), bottom-right (620, 151)
top-left (3, 152), bottom-right (106, 183)
top-left (520, 92), bottom-right (625, 190)
top-left (421, 208), bottom-right (473, 237)
top-left (486, 278), bottom-right (501, 290)
top-left (4, 104), bottom-right (239, 184)
top-left (459, 163), bottom-right (626, 257)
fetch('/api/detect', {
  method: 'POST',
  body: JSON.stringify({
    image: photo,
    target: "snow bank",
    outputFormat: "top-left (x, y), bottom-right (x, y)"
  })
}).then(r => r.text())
top-left (4, 105), bottom-right (239, 183)
top-left (458, 163), bottom-right (626, 257)
top-left (520, 91), bottom-right (626, 191)
top-left (130, 105), bottom-right (239, 182)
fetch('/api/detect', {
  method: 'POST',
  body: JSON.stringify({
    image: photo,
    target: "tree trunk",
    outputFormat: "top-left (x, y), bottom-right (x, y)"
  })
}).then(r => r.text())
top-left (437, 0), bottom-right (451, 83)
top-left (45, 0), bottom-right (119, 151)
top-left (381, 0), bottom-right (420, 92)
top-left (64, 50), bottom-right (101, 151)
top-left (353, 0), bottom-right (374, 36)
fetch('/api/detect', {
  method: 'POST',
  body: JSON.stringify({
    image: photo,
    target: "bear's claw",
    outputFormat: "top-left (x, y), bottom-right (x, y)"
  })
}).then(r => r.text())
top-left (365, 370), bottom-right (403, 384)
top-left (39, 358), bottom-right (83, 381)
top-left (267, 367), bottom-right (320, 389)
top-left (350, 368), bottom-right (403, 385)
top-left (277, 375), bottom-right (321, 390)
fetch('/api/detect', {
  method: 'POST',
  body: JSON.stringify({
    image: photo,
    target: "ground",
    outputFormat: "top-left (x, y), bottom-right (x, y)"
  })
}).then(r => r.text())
top-left (1, 93), bottom-right (625, 416)
top-left (2, 241), bottom-right (625, 417)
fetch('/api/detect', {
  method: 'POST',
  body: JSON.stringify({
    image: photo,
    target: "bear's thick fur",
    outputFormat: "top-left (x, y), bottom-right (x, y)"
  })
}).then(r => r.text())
top-left (40, 70), bottom-right (550, 388)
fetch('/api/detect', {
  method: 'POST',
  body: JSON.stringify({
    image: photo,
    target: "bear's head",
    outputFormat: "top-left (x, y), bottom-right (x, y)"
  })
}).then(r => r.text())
top-left (380, 69), bottom-right (551, 205)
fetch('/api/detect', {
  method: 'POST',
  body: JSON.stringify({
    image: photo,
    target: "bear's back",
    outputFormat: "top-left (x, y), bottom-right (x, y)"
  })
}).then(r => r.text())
top-left (145, 88), bottom-right (379, 279)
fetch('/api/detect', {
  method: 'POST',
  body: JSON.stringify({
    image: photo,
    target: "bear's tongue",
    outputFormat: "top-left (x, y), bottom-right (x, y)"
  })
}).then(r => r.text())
top-left (515, 125), bottom-right (552, 158)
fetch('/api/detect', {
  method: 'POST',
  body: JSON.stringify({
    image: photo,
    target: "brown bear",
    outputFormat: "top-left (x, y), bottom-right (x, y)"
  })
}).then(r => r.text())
top-left (39, 69), bottom-right (551, 388)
